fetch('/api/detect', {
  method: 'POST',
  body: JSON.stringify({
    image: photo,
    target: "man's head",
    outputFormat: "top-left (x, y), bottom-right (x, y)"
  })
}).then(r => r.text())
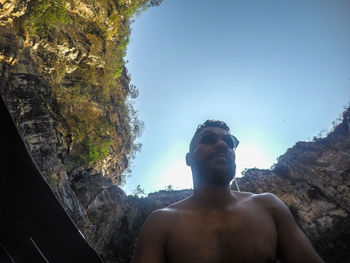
top-left (186, 120), bottom-right (239, 187)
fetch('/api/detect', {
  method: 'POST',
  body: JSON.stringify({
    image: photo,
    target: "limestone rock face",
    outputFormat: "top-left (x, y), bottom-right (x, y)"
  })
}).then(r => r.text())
top-left (0, 0), bottom-right (29, 26)
top-left (0, 0), bottom-right (138, 261)
top-left (0, 32), bottom-right (94, 239)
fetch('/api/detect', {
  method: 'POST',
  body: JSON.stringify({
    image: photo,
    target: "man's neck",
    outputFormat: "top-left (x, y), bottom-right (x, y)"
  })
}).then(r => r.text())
top-left (191, 183), bottom-right (238, 210)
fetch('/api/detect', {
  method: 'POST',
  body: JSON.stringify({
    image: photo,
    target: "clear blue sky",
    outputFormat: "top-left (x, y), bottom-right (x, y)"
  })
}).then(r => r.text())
top-left (122, 0), bottom-right (350, 195)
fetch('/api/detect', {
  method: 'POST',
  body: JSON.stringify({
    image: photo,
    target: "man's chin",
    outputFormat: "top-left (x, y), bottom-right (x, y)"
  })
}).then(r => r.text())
top-left (209, 162), bottom-right (236, 175)
top-left (207, 174), bottom-right (234, 186)
top-left (206, 167), bottom-right (235, 185)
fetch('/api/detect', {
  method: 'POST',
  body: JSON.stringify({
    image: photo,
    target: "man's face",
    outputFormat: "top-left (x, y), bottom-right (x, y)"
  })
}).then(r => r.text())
top-left (188, 127), bottom-right (237, 184)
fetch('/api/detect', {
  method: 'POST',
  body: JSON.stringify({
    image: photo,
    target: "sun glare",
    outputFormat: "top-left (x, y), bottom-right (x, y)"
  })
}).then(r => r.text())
top-left (235, 143), bottom-right (275, 177)
top-left (156, 158), bottom-right (193, 190)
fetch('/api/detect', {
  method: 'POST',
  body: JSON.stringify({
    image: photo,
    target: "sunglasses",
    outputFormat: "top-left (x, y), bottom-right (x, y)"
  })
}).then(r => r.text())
top-left (198, 132), bottom-right (239, 150)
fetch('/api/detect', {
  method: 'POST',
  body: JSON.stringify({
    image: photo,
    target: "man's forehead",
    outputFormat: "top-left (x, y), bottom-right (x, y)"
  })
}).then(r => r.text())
top-left (198, 127), bottom-right (230, 136)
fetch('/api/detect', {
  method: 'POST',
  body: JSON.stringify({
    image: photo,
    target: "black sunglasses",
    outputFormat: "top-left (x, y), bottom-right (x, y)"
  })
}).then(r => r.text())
top-left (199, 132), bottom-right (239, 150)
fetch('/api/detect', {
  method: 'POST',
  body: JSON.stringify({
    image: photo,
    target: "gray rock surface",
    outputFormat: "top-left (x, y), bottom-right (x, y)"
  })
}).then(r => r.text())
top-left (0, 1), bottom-right (137, 260)
top-left (236, 108), bottom-right (350, 263)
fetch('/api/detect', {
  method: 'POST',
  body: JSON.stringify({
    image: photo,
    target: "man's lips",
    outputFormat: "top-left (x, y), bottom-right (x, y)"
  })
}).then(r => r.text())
top-left (208, 152), bottom-right (228, 160)
top-left (213, 155), bottom-right (227, 161)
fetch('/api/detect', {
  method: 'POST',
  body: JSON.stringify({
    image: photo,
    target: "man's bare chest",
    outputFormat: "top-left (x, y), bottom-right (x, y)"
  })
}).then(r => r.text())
top-left (165, 208), bottom-right (278, 263)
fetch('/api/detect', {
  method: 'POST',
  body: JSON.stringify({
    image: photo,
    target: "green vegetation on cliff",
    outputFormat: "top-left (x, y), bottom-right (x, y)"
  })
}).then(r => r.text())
top-left (24, 0), bottom-right (72, 37)
top-left (22, 0), bottom-right (162, 179)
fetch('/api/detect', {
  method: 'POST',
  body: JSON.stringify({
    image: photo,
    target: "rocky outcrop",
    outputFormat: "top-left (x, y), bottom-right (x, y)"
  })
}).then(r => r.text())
top-left (0, 0), bottom-right (151, 262)
top-left (0, 0), bottom-right (29, 26)
top-left (236, 108), bottom-right (350, 263)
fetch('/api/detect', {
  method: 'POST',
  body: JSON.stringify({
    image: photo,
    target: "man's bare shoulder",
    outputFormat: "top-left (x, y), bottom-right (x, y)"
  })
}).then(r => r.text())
top-left (146, 198), bottom-right (192, 220)
top-left (138, 207), bottom-right (178, 239)
top-left (234, 191), bottom-right (283, 208)
top-left (147, 206), bottom-right (180, 220)
top-left (152, 191), bottom-right (284, 215)
top-left (249, 192), bottom-right (285, 207)
top-left (165, 191), bottom-right (282, 209)
top-left (132, 206), bottom-right (180, 262)
top-left (167, 195), bottom-right (193, 209)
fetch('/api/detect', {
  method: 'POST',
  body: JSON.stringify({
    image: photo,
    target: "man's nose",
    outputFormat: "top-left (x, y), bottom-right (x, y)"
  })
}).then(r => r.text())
top-left (215, 137), bottom-right (229, 149)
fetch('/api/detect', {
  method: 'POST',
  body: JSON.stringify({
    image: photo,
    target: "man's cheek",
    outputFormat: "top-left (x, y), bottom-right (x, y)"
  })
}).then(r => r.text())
top-left (193, 148), bottom-right (208, 162)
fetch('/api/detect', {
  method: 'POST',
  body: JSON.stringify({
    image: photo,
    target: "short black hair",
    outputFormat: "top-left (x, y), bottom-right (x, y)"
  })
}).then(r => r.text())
top-left (189, 120), bottom-right (230, 152)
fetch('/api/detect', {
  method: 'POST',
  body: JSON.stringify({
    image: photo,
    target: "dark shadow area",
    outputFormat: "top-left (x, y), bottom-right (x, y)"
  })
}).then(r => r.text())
top-left (0, 95), bottom-right (103, 262)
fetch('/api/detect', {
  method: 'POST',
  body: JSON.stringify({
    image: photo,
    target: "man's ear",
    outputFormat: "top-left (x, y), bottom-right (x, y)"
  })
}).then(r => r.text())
top-left (186, 153), bottom-right (192, 166)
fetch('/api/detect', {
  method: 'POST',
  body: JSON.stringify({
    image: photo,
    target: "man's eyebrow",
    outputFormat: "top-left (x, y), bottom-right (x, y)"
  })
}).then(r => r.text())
top-left (199, 131), bottom-right (216, 136)
top-left (200, 131), bottom-right (230, 136)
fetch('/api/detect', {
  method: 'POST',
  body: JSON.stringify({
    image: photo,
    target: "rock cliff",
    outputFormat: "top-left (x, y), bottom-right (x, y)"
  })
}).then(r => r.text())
top-left (0, 0), bottom-right (157, 262)
top-left (1, 1), bottom-right (349, 263)
top-left (236, 108), bottom-right (350, 263)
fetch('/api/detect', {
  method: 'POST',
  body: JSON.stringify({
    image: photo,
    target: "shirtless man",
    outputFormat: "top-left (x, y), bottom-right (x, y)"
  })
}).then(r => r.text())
top-left (132, 120), bottom-right (324, 263)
